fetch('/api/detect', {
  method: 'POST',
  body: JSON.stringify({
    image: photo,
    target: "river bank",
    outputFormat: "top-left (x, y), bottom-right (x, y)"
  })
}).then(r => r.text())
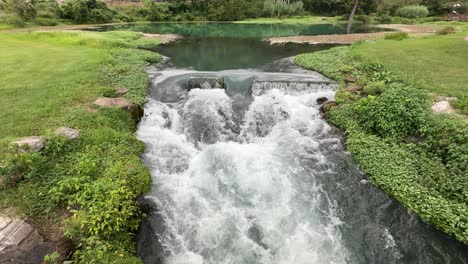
top-left (295, 22), bottom-right (468, 244)
top-left (0, 31), bottom-right (162, 263)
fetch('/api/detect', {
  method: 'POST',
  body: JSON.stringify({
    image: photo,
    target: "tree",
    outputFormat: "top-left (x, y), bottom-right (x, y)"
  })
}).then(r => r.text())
top-left (347, 0), bottom-right (359, 34)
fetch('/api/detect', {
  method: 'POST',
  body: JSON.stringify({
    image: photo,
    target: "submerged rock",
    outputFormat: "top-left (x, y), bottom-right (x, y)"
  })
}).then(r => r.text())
top-left (0, 216), bottom-right (54, 264)
top-left (54, 127), bottom-right (80, 140)
top-left (316, 97), bottom-right (329, 105)
top-left (136, 198), bottom-right (166, 264)
top-left (187, 77), bottom-right (225, 90)
top-left (94, 97), bottom-right (143, 121)
top-left (13, 136), bottom-right (45, 152)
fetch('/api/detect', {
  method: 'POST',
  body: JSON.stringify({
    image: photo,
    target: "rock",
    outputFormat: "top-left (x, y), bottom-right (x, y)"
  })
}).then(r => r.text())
top-left (115, 87), bottom-right (128, 97)
top-left (187, 77), bottom-right (225, 90)
top-left (94, 97), bottom-right (144, 121)
top-left (0, 216), bottom-right (54, 264)
top-left (54, 127), bottom-right (80, 140)
top-left (320, 101), bottom-right (338, 118)
top-left (435, 96), bottom-right (458, 102)
top-left (0, 174), bottom-right (22, 190)
top-left (431, 101), bottom-right (454, 114)
top-left (464, 36), bottom-right (468, 42)
top-left (345, 76), bottom-right (357, 83)
top-left (13, 136), bottom-right (45, 152)
top-left (346, 84), bottom-right (363, 93)
top-left (316, 97), bottom-right (329, 105)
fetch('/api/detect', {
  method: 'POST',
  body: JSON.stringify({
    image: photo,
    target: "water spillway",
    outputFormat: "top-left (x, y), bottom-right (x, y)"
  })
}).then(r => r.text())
top-left (136, 69), bottom-right (468, 264)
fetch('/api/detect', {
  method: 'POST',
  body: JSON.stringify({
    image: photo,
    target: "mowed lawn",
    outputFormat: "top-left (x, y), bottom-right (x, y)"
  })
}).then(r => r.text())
top-left (353, 24), bottom-right (468, 100)
top-left (0, 33), bottom-right (106, 141)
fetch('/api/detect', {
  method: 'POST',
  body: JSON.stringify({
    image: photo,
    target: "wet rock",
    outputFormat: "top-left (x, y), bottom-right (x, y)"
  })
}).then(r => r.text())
top-left (345, 84), bottom-right (363, 93)
top-left (115, 87), bottom-right (129, 97)
top-left (431, 101), bottom-right (454, 114)
top-left (316, 97), bottom-right (329, 105)
top-left (187, 77), bottom-right (225, 90)
top-left (54, 127), bottom-right (80, 140)
top-left (320, 101), bottom-right (338, 118)
top-left (345, 76), bottom-right (357, 83)
top-left (94, 97), bottom-right (143, 121)
top-left (13, 136), bottom-right (45, 152)
top-left (0, 216), bottom-right (54, 264)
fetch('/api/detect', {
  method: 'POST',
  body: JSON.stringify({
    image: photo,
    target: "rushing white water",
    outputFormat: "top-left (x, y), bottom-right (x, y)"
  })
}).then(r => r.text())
top-left (137, 70), bottom-right (348, 264)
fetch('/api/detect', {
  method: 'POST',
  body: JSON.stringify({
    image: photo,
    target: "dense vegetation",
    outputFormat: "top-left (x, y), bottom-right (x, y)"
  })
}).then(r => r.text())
top-left (0, 31), bottom-right (161, 263)
top-left (0, 0), bottom-right (466, 28)
top-left (295, 26), bottom-right (468, 244)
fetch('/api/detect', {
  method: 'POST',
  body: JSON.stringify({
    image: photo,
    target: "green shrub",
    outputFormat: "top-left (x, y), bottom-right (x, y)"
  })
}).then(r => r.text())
top-left (361, 85), bottom-right (430, 138)
top-left (263, 0), bottom-right (304, 18)
top-left (436, 27), bottom-right (456, 35)
top-left (0, 14), bottom-right (26, 27)
top-left (60, 0), bottom-right (115, 24)
top-left (375, 14), bottom-right (392, 23)
top-left (364, 80), bottom-right (386, 95)
top-left (384, 32), bottom-right (409, 41)
top-left (354, 14), bottom-right (371, 24)
top-left (32, 17), bottom-right (59, 26)
top-left (395, 5), bottom-right (429, 19)
top-left (144, 1), bottom-right (170, 22)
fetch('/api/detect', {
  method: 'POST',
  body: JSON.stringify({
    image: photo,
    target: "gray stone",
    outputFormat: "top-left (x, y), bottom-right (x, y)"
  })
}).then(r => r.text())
top-left (54, 127), bottom-right (80, 140)
top-left (94, 97), bottom-right (143, 121)
top-left (316, 97), bottom-right (329, 105)
top-left (187, 77), bottom-right (225, 90)
top-left (0, 216), bottom-right (54, 264)
top-left (345, 84), bottom-right (363, 93)
top-left (431, 101), bottom-right (454, 114)
top-left (13, 136), bottom-right (45, 152)
top-left (345, 76), bottom-right (357, 83)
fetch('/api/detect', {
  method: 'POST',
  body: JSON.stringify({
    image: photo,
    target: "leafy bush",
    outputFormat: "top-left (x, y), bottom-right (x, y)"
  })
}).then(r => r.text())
top-left (364, 81), bottom-right (386, 96)
top-left (436, 27), bottom-right (456, 35)
top-left (32, 17), bottom-right (59, 26)
top-left (354, 14), bottom-right (371, 23)
top-left (0, 13), bottom-right (26, 27)
top-left (361, 85), bottom-right (430, 137)
top-left (207, 0), bottom-right (248, 21)
top-left (375, 14), bottom-right (392, 23)
top-left (384, 32), bottom-right (409, 40)
top-left (144, 1), bottom-right (170, 22)
top-left (263, 0), bottom-right (304, 18)
top-left (61, 0), bottom-right (115, 24)
top-left (395, 5), bottom-right (429, 19)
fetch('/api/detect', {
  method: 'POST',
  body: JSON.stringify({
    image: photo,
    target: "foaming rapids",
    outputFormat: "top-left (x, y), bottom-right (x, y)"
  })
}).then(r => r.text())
top-left (137, 70), bottom-right (347, 264)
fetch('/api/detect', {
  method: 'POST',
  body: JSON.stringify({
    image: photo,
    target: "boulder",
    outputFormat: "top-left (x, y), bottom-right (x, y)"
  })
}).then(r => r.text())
top-left (345, 84), bottom-right (363, 93)
top-left (13, 137), bottom-right (45, 152)
top-left (320, 101), bottom-right (338, 118)
top-left (344, 76), bottom-right (357, 83)
top-left (0, 216), bottom-right (54, 264)
top-left (187, 77), bottom-right (225, 90)
top-left (431, 101), bottom-right (454, 114)
top-left (94, 97), bottom-right (143, 121)
top-left (464, 36), bottom-right (468, 42)
top-left (316, 97), bottom-right (329, 105)
top-left (54, 127), bottom-right (80, 140)
top-left (115, 87), bottom-right (128, 97)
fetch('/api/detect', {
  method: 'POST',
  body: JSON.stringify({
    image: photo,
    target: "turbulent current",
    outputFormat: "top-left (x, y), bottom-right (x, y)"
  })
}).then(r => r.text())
top-left (136, 66), bottom-right (468, 264)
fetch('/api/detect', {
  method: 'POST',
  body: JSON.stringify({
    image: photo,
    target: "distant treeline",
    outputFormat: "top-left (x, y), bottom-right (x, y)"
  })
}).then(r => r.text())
top-left (0, 0), bottom-right (466, 26)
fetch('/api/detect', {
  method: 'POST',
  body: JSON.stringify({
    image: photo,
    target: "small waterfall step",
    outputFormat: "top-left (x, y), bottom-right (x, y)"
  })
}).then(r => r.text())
top-left (252, 76), bottom-right (338, 96)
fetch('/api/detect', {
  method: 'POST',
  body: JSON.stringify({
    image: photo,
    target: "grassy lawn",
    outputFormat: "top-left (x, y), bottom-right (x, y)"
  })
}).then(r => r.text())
top-left (0, 31), bottom-right (161, 263)
top-left (353, 23), bottom-right (468, 102)
top-left (236, 15), bottom-right (341, 24)
top-left (0, 34), bottom-right (106, 141)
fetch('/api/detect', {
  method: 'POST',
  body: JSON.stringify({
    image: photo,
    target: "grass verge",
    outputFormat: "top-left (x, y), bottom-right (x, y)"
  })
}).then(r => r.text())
top-left (235, 15), bottom-right (341, 24)
top-left (0, 30), bottom-right (161, 263)
top-left (295, 30), bottom-right (468, 244)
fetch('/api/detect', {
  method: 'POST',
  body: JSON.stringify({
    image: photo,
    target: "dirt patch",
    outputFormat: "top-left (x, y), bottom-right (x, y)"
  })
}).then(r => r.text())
top-left (267, 24), bottom-right (437, 45)
top-left (142, 33), bottom-right (181, 44)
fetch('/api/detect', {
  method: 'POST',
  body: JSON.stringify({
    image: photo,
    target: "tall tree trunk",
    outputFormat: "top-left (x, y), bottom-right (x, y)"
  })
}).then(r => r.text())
top-left (347, 0), bottom-right (359, 34)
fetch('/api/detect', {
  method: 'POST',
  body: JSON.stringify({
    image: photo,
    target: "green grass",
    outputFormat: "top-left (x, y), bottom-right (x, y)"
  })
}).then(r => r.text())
top-left (0, 31), bottom-right (161, 263)
top-left (236, 15), bottom-right (341, 24)
top-left (0, 23), bottom-right (15, 30)
top-left (352, 24), bottom-right (468, 103)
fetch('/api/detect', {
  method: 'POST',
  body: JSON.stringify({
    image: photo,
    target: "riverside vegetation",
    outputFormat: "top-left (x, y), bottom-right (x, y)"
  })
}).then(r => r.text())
top-left (0, 31), bottom-right (161, 263)
top-left (295, 23), bottom-right (468, 244)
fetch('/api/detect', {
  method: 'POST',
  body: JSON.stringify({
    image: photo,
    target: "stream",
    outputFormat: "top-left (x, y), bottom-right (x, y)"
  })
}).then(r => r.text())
top-left (96, 23), bottom-right (468, 264)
